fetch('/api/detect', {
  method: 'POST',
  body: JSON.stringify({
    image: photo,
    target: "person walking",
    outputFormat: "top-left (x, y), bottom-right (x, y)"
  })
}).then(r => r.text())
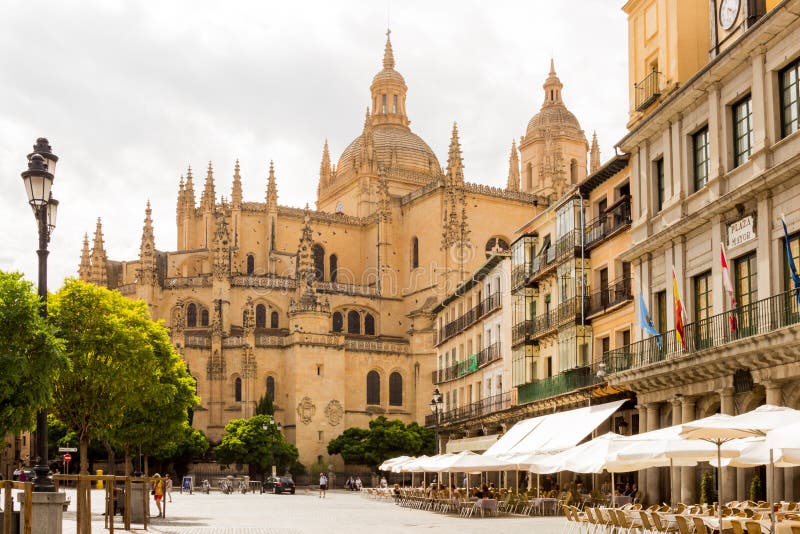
top-left (152, 473), bottom-right (165, 518)
top-left (319, 472), bottom-right (328, 498)
top-left (165, 474), bottom-right (173, 503)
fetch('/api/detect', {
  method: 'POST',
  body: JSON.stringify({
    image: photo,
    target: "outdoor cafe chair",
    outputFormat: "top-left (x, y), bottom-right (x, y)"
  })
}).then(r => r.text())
top-left (743, 521), bottom-right (762, 534)
top-left (674, 515), bottom-right (693, 534)
top-left (691, 516), bottom-right (711, 534)
top-left (615, 507), bottom-right (643, 534)
top-left (729, 519), bottom-right (745, 534)
top-left (638, 510), bottom-right (658, 534)
top-left (651, 511), bottom-right (679, 534)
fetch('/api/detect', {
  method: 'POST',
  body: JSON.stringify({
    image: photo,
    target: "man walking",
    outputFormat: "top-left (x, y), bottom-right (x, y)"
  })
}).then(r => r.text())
top-left (319, 472), bottom-right (328, 498)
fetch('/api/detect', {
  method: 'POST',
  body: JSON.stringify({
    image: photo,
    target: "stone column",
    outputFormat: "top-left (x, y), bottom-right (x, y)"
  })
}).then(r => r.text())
top-left (670, 397), bottom-right (682, 506)
top-left (637, 404), bottom-right (648, 497)
top-left (18, 492), bottom-right (67, 534)
top-left (765, 382), bottom-right (784, 502)
top-left (719, 387), bottom-right (737, 504)
top-left (681, 396), bottom-right (697, 505)
top-left (646, 402), bottom-right (662, 506)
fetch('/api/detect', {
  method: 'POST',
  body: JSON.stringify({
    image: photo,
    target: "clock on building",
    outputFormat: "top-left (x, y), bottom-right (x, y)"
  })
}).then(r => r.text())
top-left (719, 0), bottom-right (740, 30)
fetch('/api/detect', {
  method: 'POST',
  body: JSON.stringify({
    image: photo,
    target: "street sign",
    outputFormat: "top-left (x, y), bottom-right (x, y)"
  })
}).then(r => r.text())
top-left (63, 453), bottom-right (72, 463)
top-left (58, 447), bottom-right (77, 452)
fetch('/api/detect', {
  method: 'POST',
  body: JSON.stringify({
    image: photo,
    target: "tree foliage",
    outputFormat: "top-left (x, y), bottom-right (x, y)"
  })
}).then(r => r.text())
top-left (327, 416), bottom-right (434, 470)
top-left (255, 394), bottom-right (274, 416)
top-left (0, 271), bottom-right (65, 437)
top-left (48, 279), bottom-right (196, 474)
top-left (215, 414), bottom-right (298, 477)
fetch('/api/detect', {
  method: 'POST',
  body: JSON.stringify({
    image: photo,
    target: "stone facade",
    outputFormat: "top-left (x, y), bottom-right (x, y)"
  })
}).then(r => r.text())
top-left (76, 32), bottom-right (547, 467)
top-left (611, 0), bottom-right (800, 505)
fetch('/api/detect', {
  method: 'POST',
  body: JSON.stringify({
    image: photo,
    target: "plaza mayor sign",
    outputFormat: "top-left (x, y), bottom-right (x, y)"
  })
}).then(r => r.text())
top-left (727, 215), bottom-right (755, 248)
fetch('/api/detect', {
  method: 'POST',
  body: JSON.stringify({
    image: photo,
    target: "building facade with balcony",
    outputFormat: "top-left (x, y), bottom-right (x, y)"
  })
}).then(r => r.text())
top-left (611, 0), bottom-right (800, 506)
top-left (428, 255), bottom-right (513, 453)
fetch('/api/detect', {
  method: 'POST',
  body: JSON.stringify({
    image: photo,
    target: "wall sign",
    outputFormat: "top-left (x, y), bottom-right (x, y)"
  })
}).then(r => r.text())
top-left (727, 215), bottom-right (755, 248)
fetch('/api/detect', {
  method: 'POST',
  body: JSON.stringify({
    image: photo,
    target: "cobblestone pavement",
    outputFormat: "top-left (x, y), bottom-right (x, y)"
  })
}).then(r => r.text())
top-left (56, 488), bottom-right (565, 534)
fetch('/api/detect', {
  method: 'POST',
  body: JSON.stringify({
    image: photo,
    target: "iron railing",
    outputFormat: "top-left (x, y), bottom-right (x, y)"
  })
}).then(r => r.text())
top-left (588, 276), bottom-right (633, 316)
top-left (585, 199), bottom-right (631, 248)
top-left (425, 391), bottom-right (512, 427)
top-left (604, 288), bottom-right (800, 374)
top-left (526, 231), bottom-right (579, 283)
top-left (511, 296), bottom-right (591, 346)
top-left (516, 362), bottom-right (605, 405)
top-left (432, 342), bottom-right (503, 384)
top-left (635, 70), bottom-right (664, 111)
top-left (437, 292), bottom-right (502, 345)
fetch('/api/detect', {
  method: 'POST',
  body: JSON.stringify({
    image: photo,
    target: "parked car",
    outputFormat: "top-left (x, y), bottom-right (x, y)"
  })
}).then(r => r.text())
top-left (264, 476), bottom-right (295, 494)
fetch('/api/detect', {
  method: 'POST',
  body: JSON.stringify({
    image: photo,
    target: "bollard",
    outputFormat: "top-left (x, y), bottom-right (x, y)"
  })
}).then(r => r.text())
top-left (96, 470), bottom-right (104, 489)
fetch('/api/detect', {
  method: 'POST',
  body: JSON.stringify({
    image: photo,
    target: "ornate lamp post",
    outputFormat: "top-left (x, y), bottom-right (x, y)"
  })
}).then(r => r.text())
top-left (261, 416), bottom-right (282, 484)
top-left (20, 138), bottom-right (59, 492)
top-left (429, 388), bottom-right (443, 455)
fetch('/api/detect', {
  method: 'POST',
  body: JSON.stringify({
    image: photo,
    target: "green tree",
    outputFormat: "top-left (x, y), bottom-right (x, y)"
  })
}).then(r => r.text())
top-left (152, 423), bottom-right (209, 478)
top-left (215, 414), bottom-right (299, 478)
top-left (0, 271), bottom-right (64, 437)
top-left (48, 279), bottom-right (181, 474)
top-left (255, 394), bottom-right (275, 416)
top-left (327, 416), bottom-right (434, 470)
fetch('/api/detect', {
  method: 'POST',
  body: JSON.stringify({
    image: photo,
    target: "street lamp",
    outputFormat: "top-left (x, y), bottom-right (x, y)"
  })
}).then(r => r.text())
top-left (429, 388), bottom-right (443, 454)
top-left (20, 138), bottom-right (59, 492)
top-left (261, 416), bottom-right (282, 485)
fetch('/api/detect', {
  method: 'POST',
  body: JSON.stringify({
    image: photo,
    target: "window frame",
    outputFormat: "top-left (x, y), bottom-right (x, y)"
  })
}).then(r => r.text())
top-left (732, 95), bottom-right (753, 167)
top-left (654, 157), bottom-right (665, 212)
top-left (366, 370), bottom-right (380, 405)
top-left (780, 57), bottom-right (800, 139)
top-left (692, 127), bottom-right (710, 191)
top-left (389, 372), bottom-right (403, 406)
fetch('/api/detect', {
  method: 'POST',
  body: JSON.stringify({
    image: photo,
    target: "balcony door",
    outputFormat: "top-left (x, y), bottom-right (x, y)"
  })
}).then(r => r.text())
top-left (600, 268), bottom-right (609, 307)
top-left (735, 252), bottom-right (758, 336)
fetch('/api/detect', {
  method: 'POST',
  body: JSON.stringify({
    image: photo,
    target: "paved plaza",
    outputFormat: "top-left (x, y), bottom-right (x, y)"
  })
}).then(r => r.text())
top-left (56, 487), bottom-right (564, 534)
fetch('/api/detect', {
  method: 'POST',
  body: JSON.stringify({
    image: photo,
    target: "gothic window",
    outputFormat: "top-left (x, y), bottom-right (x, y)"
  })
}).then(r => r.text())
top-left (312, 244), bottom-right (325, 282)
top-left (332, 312), bottom-right (344, 333)
top-left (366, 371), bottom-right (380, 405)
top-left (570, 159), bottom-right (578, 183)
top-left (364, 313), bottom-right (375, 336)
top-left (393, 94), bottom-right (398, 114)
top-left (347, 310), bottom-right (361, 334)
top-left (389, 372), bottom-right (403, 406)
top-left (256, 304), bottom-right (266, 328)
top-left (381, 94), bottom-right (387, 114)
top-left (266, 376), bottom-right (275, 402)
top-left (200, 309), bottom-right (209, 327)
top-left (270, 311), bottom-right (279, 329)
top-left (411, 237), bottom-right (419, 269)
top-left (329, 254), bottom-right (338, 283)
top-left (485, 237), bottom-right (510, 258)
top-left (234, 377), bottom-right (242, 402)
top-left (187, 303), bottom-right (197, 327)
top-left (246, 254), bottom-right (255, 275)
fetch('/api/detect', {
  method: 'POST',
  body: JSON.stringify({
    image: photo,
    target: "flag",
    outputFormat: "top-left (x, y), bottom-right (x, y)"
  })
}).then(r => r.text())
top-left (782, 216), bottom-right (800, 305)
top-left (637, 292), bottom-right (662, 349)
top-left (672, 266), bottom-right (686, 350)
top-left (720, 243), bottom-right (738, 333)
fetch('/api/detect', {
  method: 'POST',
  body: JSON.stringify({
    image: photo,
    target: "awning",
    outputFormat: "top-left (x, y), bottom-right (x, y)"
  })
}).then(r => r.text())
top-left (484, 399), bottom-right (626, 456)
top-left (445, 434), bottom-right (500, 454)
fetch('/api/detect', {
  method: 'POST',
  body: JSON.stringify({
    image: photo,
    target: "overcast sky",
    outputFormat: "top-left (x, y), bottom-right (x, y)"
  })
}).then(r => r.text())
top-left (0, 0), bottom-right (629, 289)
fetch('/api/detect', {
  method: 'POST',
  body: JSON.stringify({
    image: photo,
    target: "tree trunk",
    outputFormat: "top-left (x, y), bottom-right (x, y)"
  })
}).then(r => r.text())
top-left (104, 440), bottom-right (115, 477)
top-left (78, 434), bottom-right (90, 534)
top-left (144, 456), bottom-right (149, 477)
top-left (124, 445), bottom-right (131, 476)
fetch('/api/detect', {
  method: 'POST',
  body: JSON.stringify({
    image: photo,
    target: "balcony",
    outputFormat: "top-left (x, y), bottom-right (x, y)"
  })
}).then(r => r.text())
top-left (635, 70), bottom-right (664, 111)
top-left (587, 276), bottom-right (632, 316)
top-left (585, 198), bottom-right (631, 249)
top-left (432, 342), bottom-right (503, 384)
top-left (516, 363), bottom-right (605, 405)
top-left (425, 391), bottom-right (512, 427)
top-left (528, 231), bottom-right (579, 283)
top-left (437, 292), bottom-right (502, 345)
top-left (604, 288), bottom-right (800, 375)
top-left (512, 296), bottom-right (591, 347)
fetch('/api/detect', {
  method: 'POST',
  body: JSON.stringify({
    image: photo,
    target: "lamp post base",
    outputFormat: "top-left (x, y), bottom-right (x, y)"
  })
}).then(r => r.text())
top-left (18, 491), bottom-right (66, 534)
top-left (32, 464), bottom-right (55, 492)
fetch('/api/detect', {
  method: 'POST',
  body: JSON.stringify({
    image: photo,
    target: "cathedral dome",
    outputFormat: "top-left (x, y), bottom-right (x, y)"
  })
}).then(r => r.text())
top-left (525, 59), bottom-right (584, 140)
top-left (372, 67), bottom-right (406, 86)
top-left (336, 124), bottom-right (441, 177)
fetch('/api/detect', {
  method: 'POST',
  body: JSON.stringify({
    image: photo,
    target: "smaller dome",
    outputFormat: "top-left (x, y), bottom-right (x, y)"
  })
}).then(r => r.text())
top-left (372, 68), bottom-right (406, 86)
top-left (526, 106), bottom-right (582, 136)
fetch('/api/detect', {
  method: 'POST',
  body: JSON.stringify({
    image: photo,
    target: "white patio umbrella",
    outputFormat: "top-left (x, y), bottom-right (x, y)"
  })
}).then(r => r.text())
top-left (442, 450), bottom-right (511, 472)
top-left (765, 420), bottom-right (800, 451)
top-left (680, 404), bottom-right (800, 530)
top-left (712, 438), bottom-right (800, 468)
top-left (379, 455), bottom-right (412, 472)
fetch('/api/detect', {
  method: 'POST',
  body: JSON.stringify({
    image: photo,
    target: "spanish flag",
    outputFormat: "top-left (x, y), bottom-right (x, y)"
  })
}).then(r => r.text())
top-left (672, 266), bottom-right (686, 350)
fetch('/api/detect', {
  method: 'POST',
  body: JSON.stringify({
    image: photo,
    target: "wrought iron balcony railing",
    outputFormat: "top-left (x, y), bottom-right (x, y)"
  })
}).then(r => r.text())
top-left (516, 362), bottom-right (605, 405)
top-left (425, 391), bottom-right (512, 427)
top-left (437, 292), bottom-right (502, 345)
top-left (635, 70), bottom-right (664, 111)
top-left (511, 295), bottom-right (591, 346)
top-left (432, 342), bottom-right (503, 384)
top-left (585, 199), bottom-right (631, 249)
top-left (604, 288), bottom-right (800, 375)
top-left (587, 276), bottom-right (633, 316)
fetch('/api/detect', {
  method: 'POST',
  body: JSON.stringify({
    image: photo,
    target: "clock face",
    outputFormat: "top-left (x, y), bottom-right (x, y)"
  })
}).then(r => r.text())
top-left (719, 0), bottom-right (740, 30)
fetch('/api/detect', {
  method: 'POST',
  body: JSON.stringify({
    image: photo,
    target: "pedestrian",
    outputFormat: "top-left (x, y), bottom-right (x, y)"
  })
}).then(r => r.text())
top-left (165, 474), bottom-right (173, 503)
top-left (380, 476), bottom-right (387, 489)
top-left (319, 472), bottom-right (328, 498)
top-left (355, 476), bottom-right (362, 490)
top-left (152, 473), bottom-right (165, 518)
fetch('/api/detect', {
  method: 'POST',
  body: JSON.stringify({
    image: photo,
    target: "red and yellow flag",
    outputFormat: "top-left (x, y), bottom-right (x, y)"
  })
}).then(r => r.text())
top-left (672, 266), bottom-right (686, 350)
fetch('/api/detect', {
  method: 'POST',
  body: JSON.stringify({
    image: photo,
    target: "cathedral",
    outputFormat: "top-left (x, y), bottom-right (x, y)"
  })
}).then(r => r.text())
top-left (77, 32), bottom-right (593, 467)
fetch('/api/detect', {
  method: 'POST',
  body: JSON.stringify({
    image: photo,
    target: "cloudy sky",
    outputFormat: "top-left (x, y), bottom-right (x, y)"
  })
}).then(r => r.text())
top-left (0, 0), bottom-right (629, 288)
